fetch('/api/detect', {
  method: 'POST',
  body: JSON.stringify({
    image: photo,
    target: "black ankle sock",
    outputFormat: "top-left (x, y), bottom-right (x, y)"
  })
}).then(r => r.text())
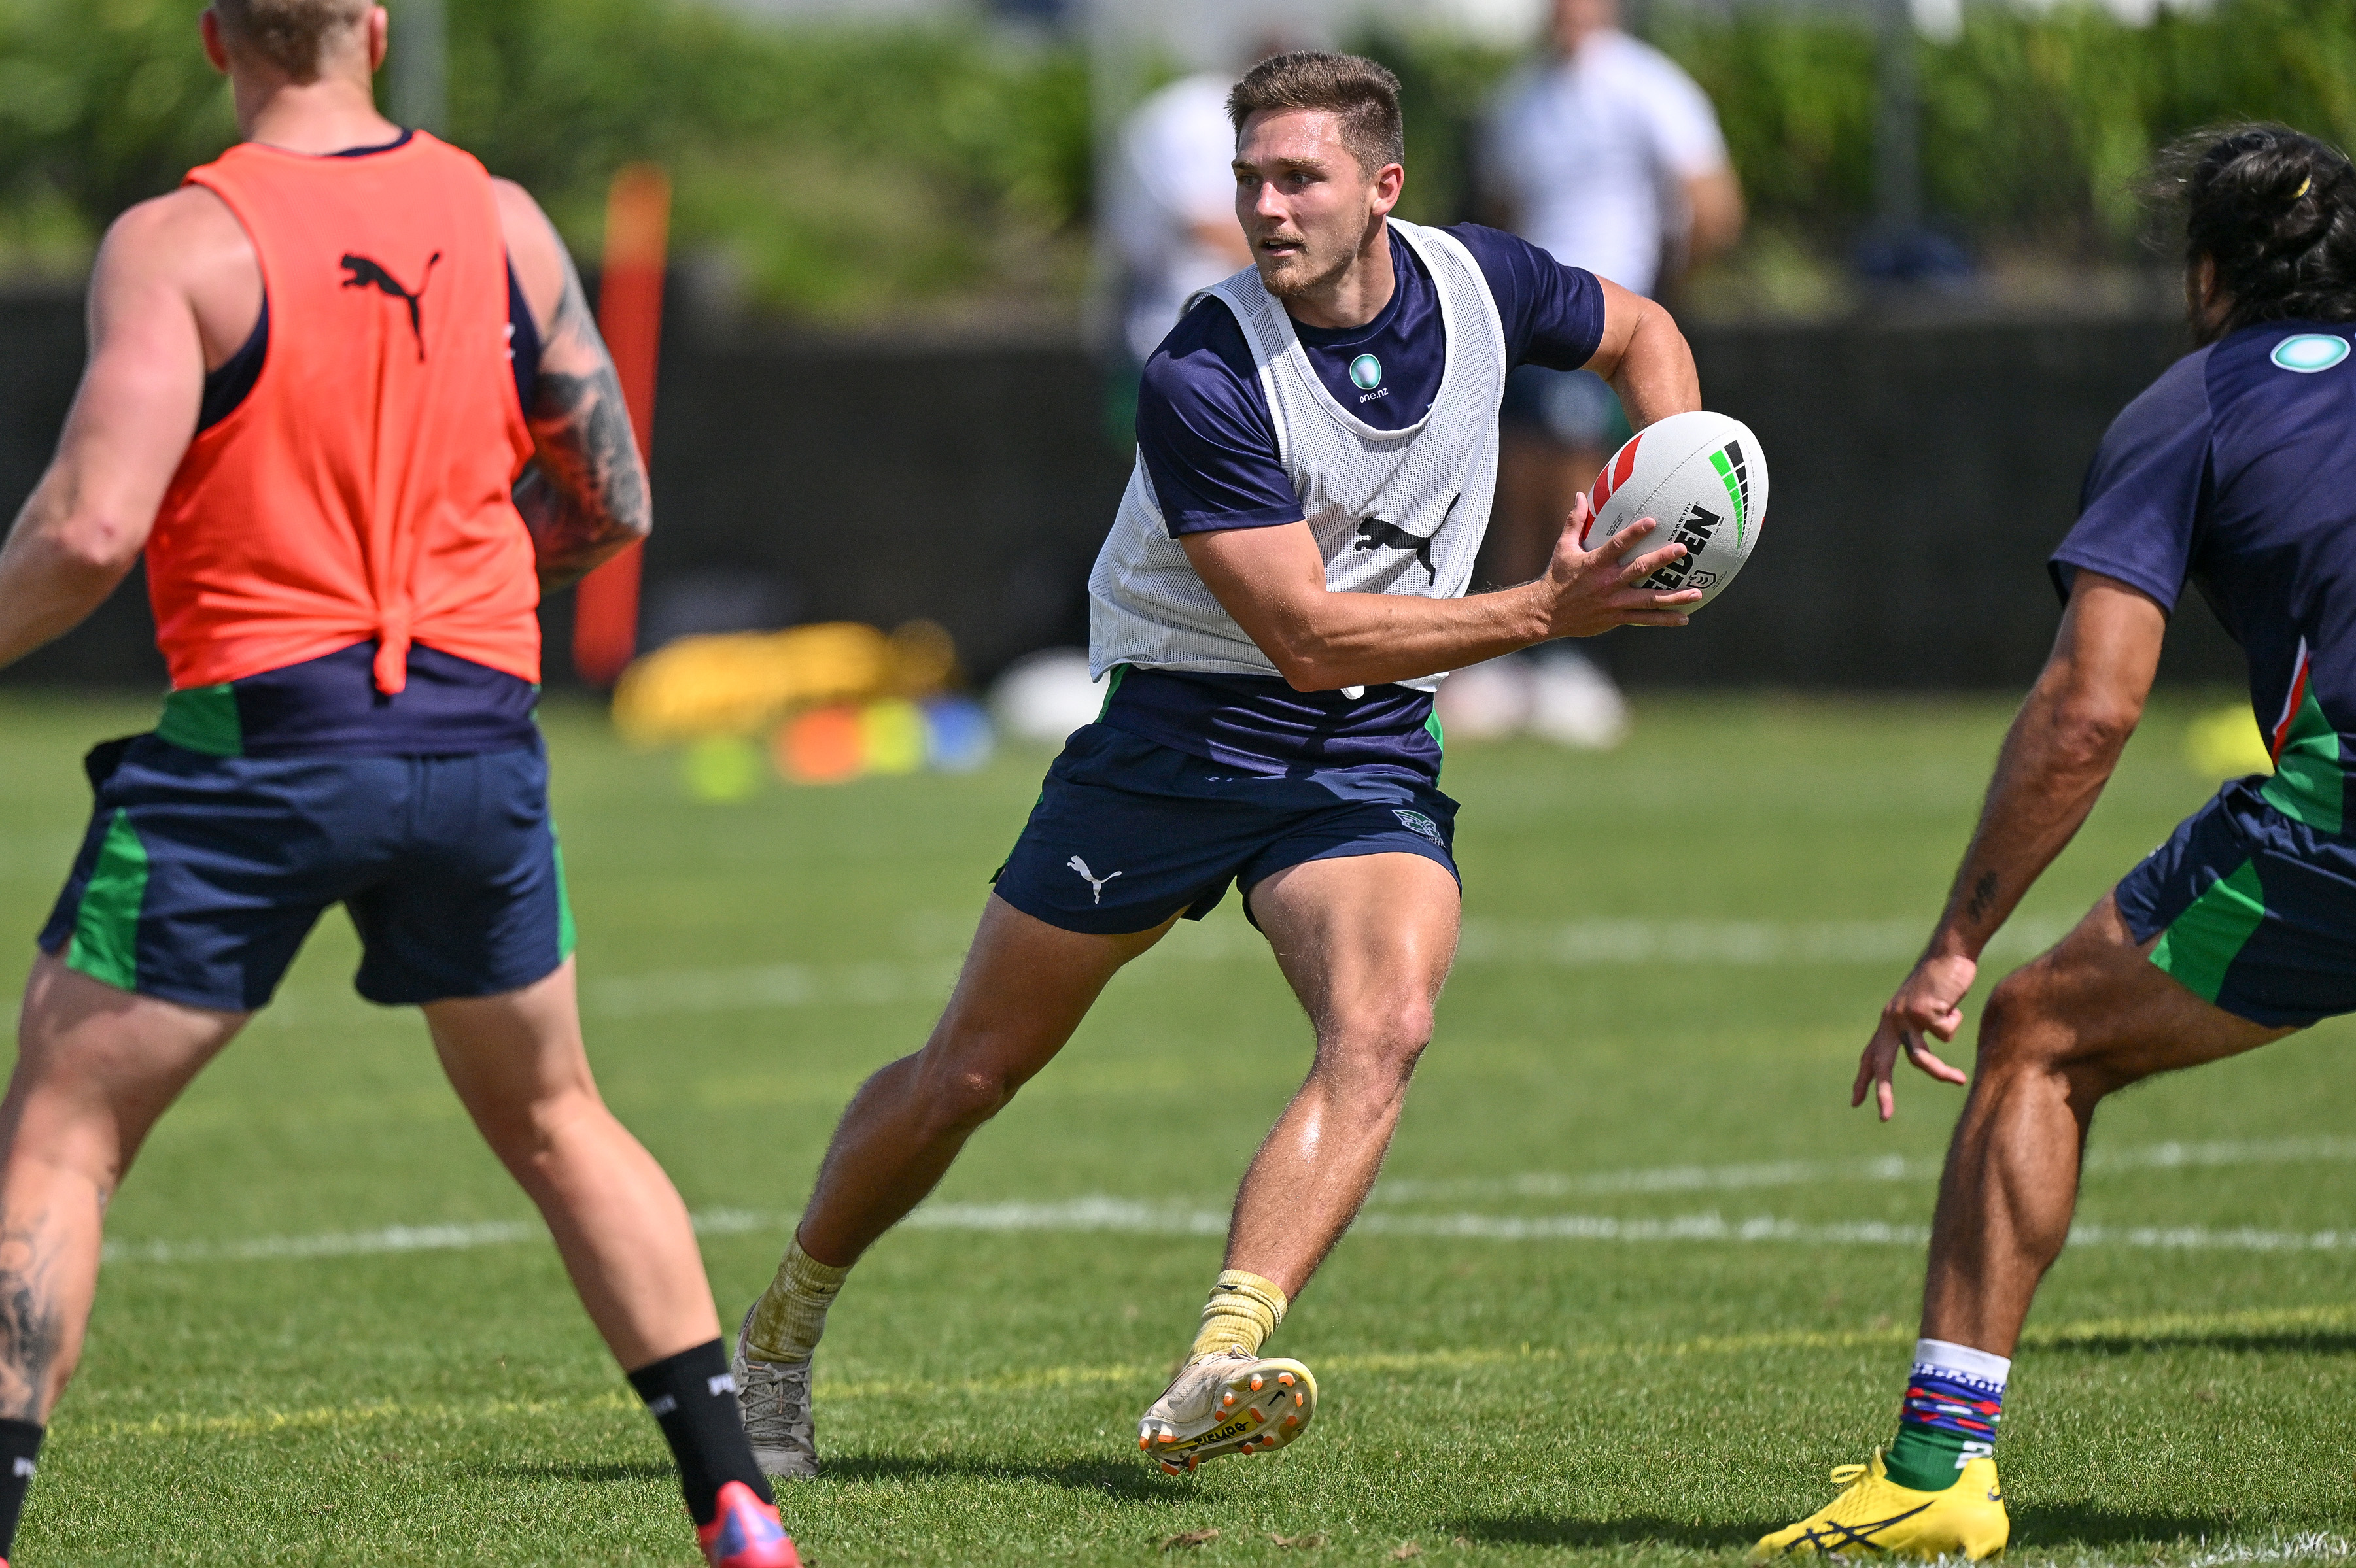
top-left (627, 1340), bottom-right (772, 1527)
top-left (0, 1419), bottom-right (43, 1558)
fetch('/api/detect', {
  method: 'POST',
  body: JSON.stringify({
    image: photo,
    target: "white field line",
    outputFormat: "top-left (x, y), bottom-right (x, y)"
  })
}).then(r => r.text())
top-left (1368, 1134), bottom-right (2356, 1206)
top-left (906, 1200), bottom-right (2356, 1253)
top-left (2185, 1537), bottom-right (2356, 1568)
top-left (100, 1208), bottom-right (778, 1266)
top-left (574, 915), bottom-right (2079, 1018)
top-left (100, 1197), bottom-right (2356, 1267)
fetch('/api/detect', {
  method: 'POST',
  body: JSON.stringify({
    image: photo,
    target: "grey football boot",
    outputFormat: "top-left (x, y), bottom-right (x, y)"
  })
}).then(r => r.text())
top-left (732, 1304), bottom-right (819, 1480)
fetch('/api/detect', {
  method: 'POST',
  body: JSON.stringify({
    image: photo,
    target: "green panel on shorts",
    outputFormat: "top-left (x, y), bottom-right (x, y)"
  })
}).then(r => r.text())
top-left (2149, 856), bottom-right (2267, 1005)
top-left (156, 684), bottom-right (241, 757)
top-left (65, 810), bottom-right (149, 992)
top-left (551, 829), bottom-right (576, 962)
top-left (1096, 664), bottom-right (1127, 720)
top-left (2260, 689), bottom-right (2342, 834)
top-left (1425, 711), bottom-right (1444, 749)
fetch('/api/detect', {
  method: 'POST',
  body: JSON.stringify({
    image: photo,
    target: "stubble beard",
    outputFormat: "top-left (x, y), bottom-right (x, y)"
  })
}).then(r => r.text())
top-left (1255, 232), bottom-right (1354, 301)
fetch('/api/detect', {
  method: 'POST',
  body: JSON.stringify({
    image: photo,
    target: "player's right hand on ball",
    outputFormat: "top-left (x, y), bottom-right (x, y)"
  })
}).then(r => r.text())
top-left (1853, 953), bottom-right (1975, 1120)
top-left (1542, 494), bottom-right (1705, 638)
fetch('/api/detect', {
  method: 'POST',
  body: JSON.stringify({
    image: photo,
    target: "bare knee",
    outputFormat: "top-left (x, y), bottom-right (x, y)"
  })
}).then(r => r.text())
top-left (1975, 967), bottom-right (2138, 1104)
top-left (904, 1051), bottom-right (1024, 1140)
top-left (1975, 967), bottom-right (2062, 1066)
top-left (1313, 997), bottom-right (1434, 1096)
top-left (474, 1085), bottom-right (608, 1184)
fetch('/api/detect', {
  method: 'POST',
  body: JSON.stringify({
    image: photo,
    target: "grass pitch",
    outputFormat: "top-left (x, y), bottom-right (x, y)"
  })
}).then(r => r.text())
top-left (1, 690), bottom-right (2351, 1566)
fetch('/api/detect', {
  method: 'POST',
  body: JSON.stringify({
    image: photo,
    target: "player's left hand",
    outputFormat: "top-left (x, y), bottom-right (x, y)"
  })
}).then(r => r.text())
top-left (1852, 952), bottom-right (1975, 1121)
top-left (1539, 493), bottom-right (1705, 639)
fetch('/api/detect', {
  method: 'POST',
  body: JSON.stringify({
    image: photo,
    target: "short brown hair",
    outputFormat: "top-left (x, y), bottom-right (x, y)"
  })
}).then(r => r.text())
top-left (1226, 51), bottom-right (1406, 178)
top-left (211, 0), bottom-right (371, 82)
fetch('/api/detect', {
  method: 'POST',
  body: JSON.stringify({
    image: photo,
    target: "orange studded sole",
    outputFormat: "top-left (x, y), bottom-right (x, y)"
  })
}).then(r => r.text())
top-left (1137, 1357), bottom-right (1319, 1476)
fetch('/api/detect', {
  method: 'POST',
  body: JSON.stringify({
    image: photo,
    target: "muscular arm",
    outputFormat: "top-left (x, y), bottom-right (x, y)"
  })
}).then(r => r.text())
top-left (1184, 492), bottom-right (1695, 692)
top-left (1856, 571), bottom-right (2168, 1116)
top-left (493, 180), bottom-right (650, 591)
top-left (0, 201), bottom-right (210, 671)
top-left (1584, 275), bottom-right (1700, 431)
top-left (1928, 574), bottom-right (2166, 959)
top-left (1178, 284), bottom-right (1706, 691)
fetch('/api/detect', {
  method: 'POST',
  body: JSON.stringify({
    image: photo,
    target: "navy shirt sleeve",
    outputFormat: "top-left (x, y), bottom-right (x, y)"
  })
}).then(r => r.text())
top-left (1135, 298), bottom-right (1304, 536)
top-left (2049, 348), bottom-right (2215, 612)
top-left (1444, 222), bottom-right (1607, 372)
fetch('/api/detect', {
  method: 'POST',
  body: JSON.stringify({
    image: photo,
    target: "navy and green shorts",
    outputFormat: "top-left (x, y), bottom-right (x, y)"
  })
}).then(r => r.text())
top-left (2115, 777), bottom-right (2356, 1028)
top-left (37, 732), bottom-right (574, 1013)
top-left (991, 724), bottom-right (1461, 936)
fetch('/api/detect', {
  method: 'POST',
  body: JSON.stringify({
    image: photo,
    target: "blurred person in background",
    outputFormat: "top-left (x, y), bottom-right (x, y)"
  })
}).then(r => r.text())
top-left (0, 3), bottom-right (794, 1563)
top-left (1108, 67), bottom-right (1254, 370)
top-left (1481, 0), bottom-right (1743, 573)
top-left (1761, 124), bottom-right (2356, 1559)
top-left (1470, 0), bottom-right (1741, 738)
top-left (1102, 37), bottom-right (1297, 441)
top-left (735, 50), bottom-right (1705, 1486)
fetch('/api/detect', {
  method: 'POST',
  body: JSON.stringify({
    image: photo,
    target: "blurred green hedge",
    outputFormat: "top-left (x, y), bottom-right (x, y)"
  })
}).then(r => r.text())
top-left (3, 0), bottom-right (2355, 319)
top-left (0, 0), bottom-right (1089, 320)
top-left (1375, 0), bottom-right (2356, 263)
top-left (1652, 0), bottom-right (2356, 252)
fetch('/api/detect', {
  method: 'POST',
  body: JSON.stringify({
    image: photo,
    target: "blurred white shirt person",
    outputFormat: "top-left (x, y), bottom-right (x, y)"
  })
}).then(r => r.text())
top-left (1483, 1), bottom-right (1737, 299)
top-left (1478, 0), bottom-right (1742, 591)
top-left (1107, 71), bottom-right (1254, 365)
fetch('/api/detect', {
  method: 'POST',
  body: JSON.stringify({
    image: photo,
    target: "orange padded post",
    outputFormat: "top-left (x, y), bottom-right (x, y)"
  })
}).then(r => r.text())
top-left (571, 162), bottom-right (670, 688)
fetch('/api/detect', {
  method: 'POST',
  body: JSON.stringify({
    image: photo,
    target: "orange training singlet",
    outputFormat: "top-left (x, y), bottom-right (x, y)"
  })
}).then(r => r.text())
top-left (147, 132), bottom-right (540, 695)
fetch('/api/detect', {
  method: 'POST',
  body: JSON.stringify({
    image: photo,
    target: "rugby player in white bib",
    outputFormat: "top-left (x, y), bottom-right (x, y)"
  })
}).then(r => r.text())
top-left (734, 51), bottom-right (1706, 1476)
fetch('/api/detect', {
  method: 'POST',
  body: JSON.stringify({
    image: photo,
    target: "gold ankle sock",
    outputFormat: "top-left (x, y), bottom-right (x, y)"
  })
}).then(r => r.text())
top-left (1187, 1269), bottom-right (1289, 1363)
top-left (743, 1236), bottom-right (852, 1364)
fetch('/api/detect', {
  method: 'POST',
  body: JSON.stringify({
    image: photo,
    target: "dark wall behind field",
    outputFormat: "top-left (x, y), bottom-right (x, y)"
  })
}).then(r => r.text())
top-left (0, 286), bottom-right (2240, 694)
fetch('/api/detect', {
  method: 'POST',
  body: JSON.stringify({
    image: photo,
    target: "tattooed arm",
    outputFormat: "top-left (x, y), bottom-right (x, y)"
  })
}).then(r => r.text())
top-left (493, 180), bottom-right (651, 590)
top-left (1852, 571), bottom-right (2167, 1118)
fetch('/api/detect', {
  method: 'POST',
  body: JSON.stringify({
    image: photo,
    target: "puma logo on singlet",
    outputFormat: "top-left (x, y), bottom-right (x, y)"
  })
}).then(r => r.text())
top-left (1353, 519), bottom-right (1436, 581)
top-left (339, 251), bottom-right (442, 360)
top-left (1352, 494), bottom-right (1458, 585)
top-left (1347, 518), bottom-right (1432, 579)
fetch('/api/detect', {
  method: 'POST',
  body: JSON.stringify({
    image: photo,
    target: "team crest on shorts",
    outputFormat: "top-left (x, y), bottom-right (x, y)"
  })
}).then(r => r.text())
top-left (1392, 809), bottom-right (1444, 846)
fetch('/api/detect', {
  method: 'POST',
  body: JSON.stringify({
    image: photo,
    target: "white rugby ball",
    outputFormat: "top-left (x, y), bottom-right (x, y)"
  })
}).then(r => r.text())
top-left (1581, 410), bottom-right (1767, 610)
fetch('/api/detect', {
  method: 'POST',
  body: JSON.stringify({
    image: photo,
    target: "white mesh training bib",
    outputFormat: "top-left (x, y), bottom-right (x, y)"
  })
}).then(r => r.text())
top-left (1088, 219), bottom-right (1508, 694)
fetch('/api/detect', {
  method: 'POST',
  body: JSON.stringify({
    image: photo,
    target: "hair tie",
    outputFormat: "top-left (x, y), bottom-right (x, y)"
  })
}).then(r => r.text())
top-left (2293, 174), bottom-right (2313, 201)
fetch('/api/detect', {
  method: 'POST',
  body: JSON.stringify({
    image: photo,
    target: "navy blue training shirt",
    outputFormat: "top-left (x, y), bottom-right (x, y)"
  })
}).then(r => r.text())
top-left (2051, 319), bottom-right (2356, 831)
top-left (1136, 222), bottom-right (1606, 536)
top-left (1104, 223), bottom-right (1608, 781)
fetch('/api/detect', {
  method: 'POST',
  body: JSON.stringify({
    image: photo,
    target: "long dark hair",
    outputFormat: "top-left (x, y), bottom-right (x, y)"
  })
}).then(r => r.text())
top-left (2147, 124), bottom-right (2356, 341)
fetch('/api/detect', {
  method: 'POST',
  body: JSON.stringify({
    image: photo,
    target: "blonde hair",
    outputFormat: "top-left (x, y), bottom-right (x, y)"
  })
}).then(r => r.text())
top-left (211, 0), bottom-right (372, 82)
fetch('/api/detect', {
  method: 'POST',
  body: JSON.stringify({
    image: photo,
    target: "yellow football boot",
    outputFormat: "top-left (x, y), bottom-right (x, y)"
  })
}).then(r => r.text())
top-left (1756, 1449), bottom-right (2009, 1559)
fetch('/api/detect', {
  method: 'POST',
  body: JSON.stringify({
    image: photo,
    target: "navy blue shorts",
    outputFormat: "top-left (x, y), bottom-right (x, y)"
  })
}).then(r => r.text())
top-left (992, 725), bottom-right (1461, 936)
top-left (38, 734), bottom-right (574, 1013)
top-left (2115, 777), bottom-right (2356, 1029)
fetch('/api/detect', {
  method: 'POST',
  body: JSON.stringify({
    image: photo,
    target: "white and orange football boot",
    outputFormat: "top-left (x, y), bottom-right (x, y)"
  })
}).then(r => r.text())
top-left (1135, 1348), bottom-right (1318, 1474)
